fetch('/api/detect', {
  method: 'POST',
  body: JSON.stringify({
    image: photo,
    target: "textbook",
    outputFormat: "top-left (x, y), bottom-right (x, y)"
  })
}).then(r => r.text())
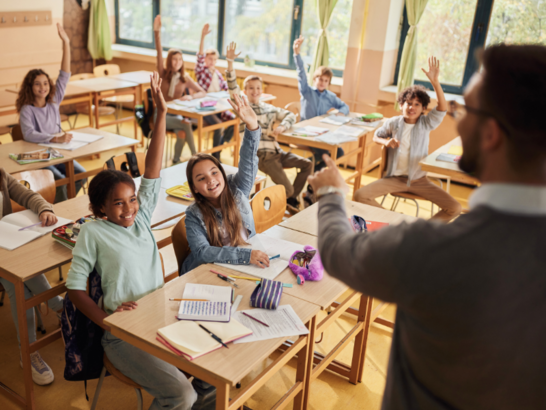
top-left (9, 148), bottom-right (63, 165)
top-left (436, 153), bottom-right (460, 164)
top-left (291, 126), bottom-right (329, 137)
top-left (0, 210), bottom-right (72, 251)
top-left (157, 318), bottom-right (252, 360)
top-left (51, 215), bottom-right (97, 250)
top-left (177, 284), bottom-right (233, 322)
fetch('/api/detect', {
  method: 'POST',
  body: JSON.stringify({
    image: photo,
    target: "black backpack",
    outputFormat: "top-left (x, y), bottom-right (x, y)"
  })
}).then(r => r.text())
top-left (105, 151), bottom-right (141, 178)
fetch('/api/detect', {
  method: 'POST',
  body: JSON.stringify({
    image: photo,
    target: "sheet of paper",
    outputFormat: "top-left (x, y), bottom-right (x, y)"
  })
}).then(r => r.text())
top-left (315, 132), bottom-right (357, 145)
top-left (70, 132), bottom-right (104, 143)
top-left (178, 301), bottom-right (230, 321)
top-left (255, 234), bottom-right (303, 262)
top-left (336, 125), bottom-right (363, 137)
top-left (0, 222), bottom-right (41, 250)
top-left (320, 115), bottom-right (351, 125)
top-left (233, 305), bottom-right (309, 344)
top-left (38, 141), bottom-right (88, 151)
top-left (207, 91), bottom-right (230, 99)
top-left (1, 209), bottom-right (72, 234)
top-left (182, 283), bottom-right (232, 302)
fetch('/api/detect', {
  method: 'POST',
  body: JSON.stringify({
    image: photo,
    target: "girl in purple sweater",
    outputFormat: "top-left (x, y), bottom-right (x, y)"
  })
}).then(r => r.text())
top-left (16, 23), bottom-right (86, 202)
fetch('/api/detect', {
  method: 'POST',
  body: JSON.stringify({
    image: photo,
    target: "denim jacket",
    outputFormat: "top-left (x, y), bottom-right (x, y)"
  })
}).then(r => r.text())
top-left (181, 127), bottom-right (261, 274)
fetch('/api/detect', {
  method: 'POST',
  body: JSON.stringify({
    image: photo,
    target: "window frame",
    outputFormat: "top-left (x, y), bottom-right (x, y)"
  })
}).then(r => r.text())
top-left (114, 0), bottom-right (348, 76)
top-left (394, 0), bottom-right (494, 95)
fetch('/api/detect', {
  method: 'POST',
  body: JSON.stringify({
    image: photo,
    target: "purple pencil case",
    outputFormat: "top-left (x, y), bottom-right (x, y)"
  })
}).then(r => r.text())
top-left (288, 246), bottom-right (324, 282)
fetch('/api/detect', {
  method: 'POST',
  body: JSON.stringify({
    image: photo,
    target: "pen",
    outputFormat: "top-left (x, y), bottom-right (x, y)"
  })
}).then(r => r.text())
top-left (217, 274), bottom-right (239, 288)
top-left (242, 312), bottom-right (270, 327)
top-left (18, 222), bottom-right (44, 231)
top-left (198, 324), bottom-right (229, 349)
top-left (228, 275), bottom-right (257, 281)
top-left (269, 254), bottom-right (280, 260)
top-left (169, 298), bottom-right (210, 302)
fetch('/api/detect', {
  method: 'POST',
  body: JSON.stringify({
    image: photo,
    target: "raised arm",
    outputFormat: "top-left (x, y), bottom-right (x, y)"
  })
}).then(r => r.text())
top-left (199, 23), bottom-right (211, 56)
top-left (422, 56), bottom-right (447, 112)
top-left (144, 72), bottom-right (167, 179)
top-left (57, 23), bottom-right (70, 74)
top-left (225, 42), bottom-right (243, 99)
top-left (154, 15), bottom-right (165, 77)
top-left (293, 36), bottom-right (311, 96)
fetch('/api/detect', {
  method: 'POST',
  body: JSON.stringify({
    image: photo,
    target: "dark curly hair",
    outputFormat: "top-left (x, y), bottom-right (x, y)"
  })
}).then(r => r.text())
top-left (16, 69), bottom-right (56, 112)
top-left (88, 170), bottom-right (135, 218)
top-left (397, 85), bottom-right (431, 110)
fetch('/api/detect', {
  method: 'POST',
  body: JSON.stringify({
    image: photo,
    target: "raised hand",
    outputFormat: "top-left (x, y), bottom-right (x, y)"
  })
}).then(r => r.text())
top-left (57, 23), bottom-right (69, 43)
top-left (226, 41), bottom-right (241, 61)
top-left (293, 35), bottom-right (304, 55)
top-left (422, 56), bottom-right (440, 84)
top-left (150, 71), bottom-right (166, 112)
top-left (228, 93), bottom-right (258, 130)
top-left (201, 23), bottom-right (212, 38)
top-left (154, 15), bottom-right (161, 32)
top-left (307, 155), bottom-right (349, 196)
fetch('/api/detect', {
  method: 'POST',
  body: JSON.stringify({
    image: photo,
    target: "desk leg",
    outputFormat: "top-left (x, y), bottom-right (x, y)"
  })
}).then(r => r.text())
top-left (357, 295), bottom-right (373, 383)
top-left (330, 146), bottom-right (338, 162)
top-left (233, 121), bottom-right (240, 166)
top-left (66, 160), bottom-right (76, 199)
top-left (301, 315), bottom-right (316, 410)
top-left (88, 94), bottom-right (93, 128)
top-left (352, 134), bottom-right (367, 198)
top-left (197, 117), bottom-right (203, 153)
top-left (294, 317), bottom-right (314, 410)
top-left (94, 92), bottom-right (100, 129)
top-left (16, 281), bottom-right (35, 410)
top-left (216, 382), bottom-right (230, 410)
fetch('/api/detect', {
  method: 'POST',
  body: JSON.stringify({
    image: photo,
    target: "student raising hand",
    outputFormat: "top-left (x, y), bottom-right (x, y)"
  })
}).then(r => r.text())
top-left (228, 93), bottom-right (258, 130)
top-left (153, 14), bottom-right (161, 32)
top-left (293, 35), bottom-right (304, 55)
top-left (150, 71), bottom-right (166, 112)
top-left (57, 23), bottom-right (69, 43)
top-left (144, 72), bottom-right (167, 179)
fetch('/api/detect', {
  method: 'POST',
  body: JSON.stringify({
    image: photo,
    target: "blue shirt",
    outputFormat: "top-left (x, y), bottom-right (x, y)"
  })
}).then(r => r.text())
top-left (295, 54), bottom-right (349, 121)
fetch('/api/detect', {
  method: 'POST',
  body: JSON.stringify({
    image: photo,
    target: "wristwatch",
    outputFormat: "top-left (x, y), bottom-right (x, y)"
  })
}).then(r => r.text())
top-left (316, 186), bottom-right (345, 200)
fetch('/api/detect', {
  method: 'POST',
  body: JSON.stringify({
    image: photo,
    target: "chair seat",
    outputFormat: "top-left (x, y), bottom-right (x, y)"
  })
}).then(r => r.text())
top-left (0, 126), bottom-right (11, 135)
top-left (103, 353), bottom-right (142, 389)
top-left (103, 95), bottom-right (134, 104)
top-left (76, 105), bottom-right (116, 116)
top-left (60, 114), bottom-right (69, 122)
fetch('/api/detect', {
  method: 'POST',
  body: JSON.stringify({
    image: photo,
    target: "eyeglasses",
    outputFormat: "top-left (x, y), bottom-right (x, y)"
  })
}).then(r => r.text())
top-left (447, 101), bottom-right (512, 137)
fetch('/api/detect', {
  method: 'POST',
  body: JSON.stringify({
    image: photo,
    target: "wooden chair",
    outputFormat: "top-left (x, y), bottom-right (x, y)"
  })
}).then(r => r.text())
top-left (250, 185), bottom-right (286, 233)
top-left (70, 73), bottom-right (116, 129)
top-left (171, 216), bottom-right (190, 273)
top-left (10, 124), bottom-right (24, 142)
top-left (103, 152), bottom-right (146, 177)
top-left (284, 101), bottom-right (301, 121)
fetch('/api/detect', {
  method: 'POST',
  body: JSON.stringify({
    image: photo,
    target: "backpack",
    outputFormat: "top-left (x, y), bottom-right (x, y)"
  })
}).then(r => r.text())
top-left (61, 268), bottom-right (105, 397)
top-left (105, 151), bottom-right (141, 178)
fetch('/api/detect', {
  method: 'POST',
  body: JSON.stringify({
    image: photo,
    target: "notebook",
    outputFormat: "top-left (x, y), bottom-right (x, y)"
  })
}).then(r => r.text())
top-left (0, 210), bottom-right (72, 251)
top-left (9, 148), bottom-right (64, 165)
top-left (215, 234), bottom-right (303, 280)
top-left (38, 131), bottom-right (104, 151)
top-left (177, 284), bottom-right (233, 322)
top-left (156, 318), bottom-right (252, 360)
top-left (436, 153), bottom-right (460, 164)
top-left (320, 115), bottom-right (352, 125)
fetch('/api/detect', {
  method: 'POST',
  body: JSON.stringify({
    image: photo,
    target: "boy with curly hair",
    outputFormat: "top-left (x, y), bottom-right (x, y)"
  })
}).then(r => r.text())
top-left (354, 57), bottom-right (461, 221)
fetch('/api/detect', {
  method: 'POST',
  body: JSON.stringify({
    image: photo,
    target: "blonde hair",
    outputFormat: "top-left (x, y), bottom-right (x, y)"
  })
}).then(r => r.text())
top-left (243, 75), bottom-right (263, 89)
top-left (164, 49), bottom-right (186, 84)
top-left (313, 66), bottom-right (334, 84)
top-left (204, 48), bottom-right (219, 58)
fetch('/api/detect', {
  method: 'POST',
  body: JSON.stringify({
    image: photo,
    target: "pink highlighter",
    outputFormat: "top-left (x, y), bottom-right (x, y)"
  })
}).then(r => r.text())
top-left (200, 100), bottom-right (217, 108)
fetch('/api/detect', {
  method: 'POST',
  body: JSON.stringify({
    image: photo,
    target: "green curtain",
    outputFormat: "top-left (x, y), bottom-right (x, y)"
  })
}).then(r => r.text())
top-left (88, 0), bottom-right (112, 61)
top-left (395, 0), bottom-right (429, 110)
top-left (308, 0), bottom-right (339, 85)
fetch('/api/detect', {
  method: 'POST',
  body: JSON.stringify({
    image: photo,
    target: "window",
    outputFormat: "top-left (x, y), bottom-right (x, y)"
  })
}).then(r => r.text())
top-left (394, 0), bottom-right (536, 94)
top-left (115, 0), bottom-right (354, 75)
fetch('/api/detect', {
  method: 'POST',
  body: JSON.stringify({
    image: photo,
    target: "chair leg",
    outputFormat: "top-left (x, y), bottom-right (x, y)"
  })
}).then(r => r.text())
top-left (58, 266), bottom-right (63, 281)
top-left (380, 195), bottom-right (387, 206)
top-left (35, 307), bottom-right (45, 334)
top-left (412, 199), bottom-right (419, 217)
top-left (115, 104), bottom-right (121, 134)
top-left (90, 366), bottom-right (107, 410)
top-left (135, 388), bottom-right (143, 410)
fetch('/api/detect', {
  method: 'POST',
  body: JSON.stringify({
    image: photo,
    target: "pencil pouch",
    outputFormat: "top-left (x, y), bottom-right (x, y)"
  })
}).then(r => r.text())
top-left (200, 100), bottom-right (217, 108)
top-left (250, 279), bottom-right (283, 310)
top-left (288, 246), bottom-right (324, 282)
top-left (349, 215), bottom-right (368, 233)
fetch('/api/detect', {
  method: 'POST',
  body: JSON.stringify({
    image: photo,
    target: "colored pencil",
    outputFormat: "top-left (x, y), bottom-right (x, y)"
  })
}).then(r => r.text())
top-left (169, 298), bottom-right (210, 302)
top-left (242, 312), bottom-right (270, 327)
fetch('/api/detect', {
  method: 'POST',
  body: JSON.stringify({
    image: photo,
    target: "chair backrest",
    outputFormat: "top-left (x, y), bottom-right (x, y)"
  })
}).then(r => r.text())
top-left (172, 215), bottom-right (190, 272)
top-left (250, 185), bottom-right (286, 234)
top-left (284, 101), bottom-right (301, 121)
top-left (93, 64), bottom-right (121, 77)
top-left (11, 124), bottom-right (24, 142)
top-left (70, 73), bottom-right (95, 81)
top-left (10, 170), bottom-right (56, 213)
top-left (103, 152), bottom-right (146, 177)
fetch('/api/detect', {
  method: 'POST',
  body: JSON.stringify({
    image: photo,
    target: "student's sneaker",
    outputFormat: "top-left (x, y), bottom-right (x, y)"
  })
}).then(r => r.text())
top-left (20, 351), bottom-right (55, 385)
top-left (286, 197), bottom-right (301, 215)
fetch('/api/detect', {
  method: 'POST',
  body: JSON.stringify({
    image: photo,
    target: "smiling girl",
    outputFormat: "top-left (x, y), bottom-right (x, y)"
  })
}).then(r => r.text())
top-left (181, 93), bottom-right (270, 274)
top-left (66, 73), bottom-right (197, 409)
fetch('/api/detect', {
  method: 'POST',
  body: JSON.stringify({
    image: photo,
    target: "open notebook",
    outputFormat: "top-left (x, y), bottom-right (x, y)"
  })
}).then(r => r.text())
top-left (0, 210), bottom-right (72, 250)
top-left (157, 319), bottom-right (252, 361)
top-left (39, 131), bottom-right (104, 151)
top-left (215, 234), bottom-right (304, 280)
top-left (178, 284), bottom-right (233, 322)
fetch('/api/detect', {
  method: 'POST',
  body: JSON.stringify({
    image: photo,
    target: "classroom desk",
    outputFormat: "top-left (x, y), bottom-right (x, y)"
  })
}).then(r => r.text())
top-left (419, 137), bottom-right (479, 186)
top-left (0, 89), bottom-right (17, 118)
top-left (104, 264), bottom-right (320, 410)
top-left (70, 77), bottom-right (140, 141)
top-left (110, 70), bottom-right (153, 106)
top-left (1, 127), bottom-right (139, 198)
top-left (278, 114), bottom-right (382, 199)
top-left (166, 98), bottom-right (241, 164)
top-left (6, 83), bottom-right (94, 129)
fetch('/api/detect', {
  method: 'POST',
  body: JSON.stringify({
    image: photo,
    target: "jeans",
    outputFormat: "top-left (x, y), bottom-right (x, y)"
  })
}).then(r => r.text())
top-left (312, 147), bottom-right (344, 172)
top-left (102, 331), bottom-right (197, 410)
top-left (46, 161), bottom-right (87, 203)
top-left (203, 114), bottom-right (235, 160)
top-left (0, 276), bottom-right (64, 345)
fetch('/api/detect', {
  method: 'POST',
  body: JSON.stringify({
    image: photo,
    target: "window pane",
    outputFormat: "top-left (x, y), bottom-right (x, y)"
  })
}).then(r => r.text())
top-left (301, 0), bottom-right (353, 70)
top-left (413, 0), bottom-right (478, 86)
top-left (223, 0), bottom-right (294, 65)
top-left (118, 0), bottom-right (153, 43)
top-left (486, 0), bottom-right (546, 46)
top-left (161, 0), bottom-right (219, 52)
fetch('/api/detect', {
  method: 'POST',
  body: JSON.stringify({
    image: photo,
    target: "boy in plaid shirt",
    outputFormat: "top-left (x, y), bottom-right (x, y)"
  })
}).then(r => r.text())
top-left (196, 24), bottom-right (235, 161)
top-left (225, 42), bottom-right (312, 213)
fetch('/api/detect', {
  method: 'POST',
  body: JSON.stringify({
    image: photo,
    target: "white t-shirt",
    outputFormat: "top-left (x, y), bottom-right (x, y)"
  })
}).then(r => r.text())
top-left (208, 72), bottom-right (221, 93)
top-left (393, 123), bottom-right (415, 176)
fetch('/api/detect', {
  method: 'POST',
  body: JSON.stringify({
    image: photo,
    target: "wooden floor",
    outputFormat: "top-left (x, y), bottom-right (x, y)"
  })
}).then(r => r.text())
top-left (0, 111), bottom-right (474, 410)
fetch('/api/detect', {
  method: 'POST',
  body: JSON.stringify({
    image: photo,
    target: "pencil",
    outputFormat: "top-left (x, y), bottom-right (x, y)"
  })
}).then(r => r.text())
top-left (242, 312), bottom-right (270, 327)
top-left (169, 298), bottom-right (210, 302)
top-left (228, 275), bottom-right (258, 281)
top-left (18, 222), bottom-right (44, 231)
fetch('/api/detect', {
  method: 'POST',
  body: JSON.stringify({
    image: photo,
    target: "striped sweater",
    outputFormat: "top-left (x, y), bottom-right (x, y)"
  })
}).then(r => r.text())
top-left (226, 68), bottom-right (297, 153)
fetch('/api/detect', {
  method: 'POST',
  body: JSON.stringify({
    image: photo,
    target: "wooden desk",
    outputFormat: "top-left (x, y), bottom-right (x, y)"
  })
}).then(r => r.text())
top-left (105, 264), bottom-right (319, 410)
top-left (71, 77), bottom-right (140, 141)
top-left (420, 137), bottom-right (479, 186)
top-left (1, 127), bottom-right (138, 198)
top-left (166, 98), bottom-right (240, 164)
top-left (0, 89), bottom-right (17, 118)
top-left (278, 114), bottom-right (381, 198)
top-left (110, 70), bottom-right (153, 107)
